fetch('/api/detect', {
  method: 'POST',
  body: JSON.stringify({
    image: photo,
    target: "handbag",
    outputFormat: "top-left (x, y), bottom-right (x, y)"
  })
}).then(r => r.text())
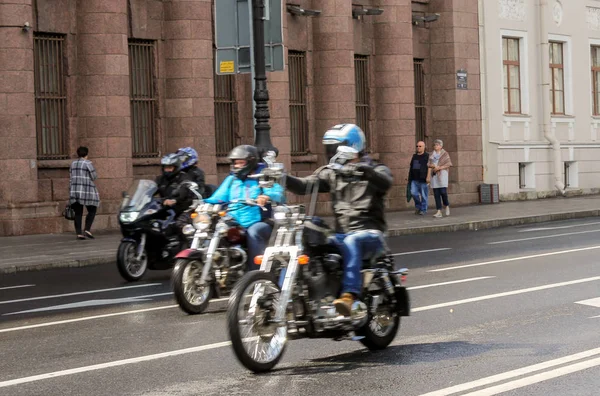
top-left (63, 202), bottom-right (76, 221)
top-left (406, 182), bottom-right (412, 203)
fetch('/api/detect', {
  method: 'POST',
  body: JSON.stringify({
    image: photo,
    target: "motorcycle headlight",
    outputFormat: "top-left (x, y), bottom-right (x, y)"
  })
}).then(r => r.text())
top-left (216, 221), bottom-right (229, 234)
top-left (119, 212), bottom-right (140, 223)
top-left (193, 213), bottom-right (211, 230)
top-left (182, 224), bottom-right (196, 236)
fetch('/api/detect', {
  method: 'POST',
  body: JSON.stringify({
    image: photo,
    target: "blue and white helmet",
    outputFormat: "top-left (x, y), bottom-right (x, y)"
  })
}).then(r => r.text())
top-left (322, 123), bottom-right (366, 159)
top-left (176, 147), bottom-right (198, 170)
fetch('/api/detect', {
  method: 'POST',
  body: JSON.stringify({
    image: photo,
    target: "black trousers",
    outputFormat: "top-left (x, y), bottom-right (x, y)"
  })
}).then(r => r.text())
top-left (433, 187), bottom-right (449, 210)
top-left (72, 202), bottom-right (97, 235)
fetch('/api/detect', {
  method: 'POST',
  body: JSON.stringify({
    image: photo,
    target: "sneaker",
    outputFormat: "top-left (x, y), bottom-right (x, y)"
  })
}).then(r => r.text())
top-left (333, 293), bottom-right (355, 317)
top-left (445, 206), bottom-right (450, 216)
top-left (418, 210), bottom-right (425, 216)
top-left (433, 211), bottom-right (443, 218)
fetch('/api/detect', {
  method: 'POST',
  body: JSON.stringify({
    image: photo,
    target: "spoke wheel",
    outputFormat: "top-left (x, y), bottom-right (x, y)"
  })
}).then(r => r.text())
top-left (172, 259), bottom-right (212, 314)
top-left (227, 271), bottom-right (287, 373)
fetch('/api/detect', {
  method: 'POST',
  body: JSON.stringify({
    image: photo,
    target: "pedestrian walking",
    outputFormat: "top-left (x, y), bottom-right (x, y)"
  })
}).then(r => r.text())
top-left (408, 141), bottom-right (430, 215)
top-left (428, 139), bottom-right (452, 218)
top-left (69, 146), bottom-right (100, 240)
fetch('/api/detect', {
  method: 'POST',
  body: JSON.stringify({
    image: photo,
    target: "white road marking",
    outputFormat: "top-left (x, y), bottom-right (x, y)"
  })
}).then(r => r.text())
top-left (413, 276), bottom-right (600, 312)
top-left (0, 296), bottom-right (230, 333)
top-left (519, 221), bottom-right (600, 233)
top-left (429, 245), bottom-right (600, 272)
top-left (419, 346), bottom-right (600, 396)
top-left (488, 229), bottom-right (600, 245)
top-left (0, 284), bottom-right (35, 291)
top-left (2, 293), bottom-right (173, 316)
top-left (392, 248), bottom-right (452, 256)
top-left (460, 356), bottom-right (600, 396)
top-left (0, 341), bottom-right (232, 388)
top-left (407, 277), bottom-right (495, 290)
top-left (0, 305), bottom-right (179, 334)
top-left (0, 283), bottom-right (162, 305)
top-left (575, 297), bottom-right (600, 308)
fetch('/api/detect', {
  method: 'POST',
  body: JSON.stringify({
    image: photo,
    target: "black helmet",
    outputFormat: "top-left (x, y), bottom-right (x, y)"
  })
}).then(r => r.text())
top-left (161, 153), bottom-right (182, 180)
top-left (228, 145), bottom-right (259, 179)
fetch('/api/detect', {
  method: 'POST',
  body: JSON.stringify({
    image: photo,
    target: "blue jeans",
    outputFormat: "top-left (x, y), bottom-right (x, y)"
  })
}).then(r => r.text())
top-left (411, 180), bottom-right (429, 212)
top-left (334, 230), bottom-right (386, 296)
top-left (246, 222), bottom-right (273, 270)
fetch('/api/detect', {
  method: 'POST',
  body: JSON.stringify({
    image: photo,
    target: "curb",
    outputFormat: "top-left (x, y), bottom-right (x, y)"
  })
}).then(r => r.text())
top-left (0, 256), bottom-right (115, 275)
top-left (387, 209), bottom-right (600, 237)
top-left (2, 209), bottom-right (599, 274)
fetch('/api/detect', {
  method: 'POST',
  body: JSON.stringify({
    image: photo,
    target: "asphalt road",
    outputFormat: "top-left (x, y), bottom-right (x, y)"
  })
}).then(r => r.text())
top-left (1, 218), bottom-right (600, 395)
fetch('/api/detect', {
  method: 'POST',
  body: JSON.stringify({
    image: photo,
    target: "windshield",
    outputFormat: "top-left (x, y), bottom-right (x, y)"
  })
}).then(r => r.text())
top-left (121, 180), bottom-right (158, 211)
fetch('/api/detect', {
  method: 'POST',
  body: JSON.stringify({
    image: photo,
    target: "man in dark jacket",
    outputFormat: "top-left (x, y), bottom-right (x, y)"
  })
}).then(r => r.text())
top-left (155, 153), bottom-right (194, 216)
top-left (408, 141), bottom-right (430, 215)
top-left (286, 124), bottom-right (392, 317)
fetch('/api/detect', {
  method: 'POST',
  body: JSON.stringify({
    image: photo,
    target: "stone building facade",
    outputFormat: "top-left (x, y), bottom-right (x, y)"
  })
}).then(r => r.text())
top-left (479, 0), bottom-right (600, 199)
top-left (0, 0), bottom-right (482, 236)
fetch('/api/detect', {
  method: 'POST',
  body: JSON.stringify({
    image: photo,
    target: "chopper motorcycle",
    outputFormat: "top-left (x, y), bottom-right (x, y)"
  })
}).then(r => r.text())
top-left (226, 148), bottom-right (410, 373)
top-left (171, 154), bottom-right (280, 314)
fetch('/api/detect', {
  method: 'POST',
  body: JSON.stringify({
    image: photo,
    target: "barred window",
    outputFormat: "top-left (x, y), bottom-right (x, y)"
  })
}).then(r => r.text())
top-left (34, 33), bottom-right (68, 160)
top-left (414, 59), bottom-right (426, 143)
top-left (128, 40), bottom-right (158, 157)
top-left (288, 50), bottom-right (309, 155)
top-left (214, 74), bottom-right (237, 156)
top-left (354, 55), bottom-right (370, 147)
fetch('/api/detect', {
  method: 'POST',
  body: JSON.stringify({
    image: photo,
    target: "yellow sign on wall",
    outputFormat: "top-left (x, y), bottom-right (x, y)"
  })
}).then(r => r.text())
top-left (219, 61), bottom-right (235, 74)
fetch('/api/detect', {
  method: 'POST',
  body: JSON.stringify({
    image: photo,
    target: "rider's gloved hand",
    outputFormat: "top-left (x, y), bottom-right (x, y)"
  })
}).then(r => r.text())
top-left (340, 163), bottom-right (370, 177)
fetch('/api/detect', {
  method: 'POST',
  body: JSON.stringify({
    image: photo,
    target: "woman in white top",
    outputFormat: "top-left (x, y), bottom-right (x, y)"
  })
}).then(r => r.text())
top-left (428, 139), bottom-right (452, 218)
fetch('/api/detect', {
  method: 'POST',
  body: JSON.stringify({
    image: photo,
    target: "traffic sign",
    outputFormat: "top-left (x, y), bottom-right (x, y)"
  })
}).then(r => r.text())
top-left (214, 0), bottom-right (284, 75)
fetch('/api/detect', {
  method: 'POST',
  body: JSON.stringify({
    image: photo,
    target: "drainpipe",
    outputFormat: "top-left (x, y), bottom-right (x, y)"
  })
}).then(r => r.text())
top-left (539, 0), bottom-right (565, 194)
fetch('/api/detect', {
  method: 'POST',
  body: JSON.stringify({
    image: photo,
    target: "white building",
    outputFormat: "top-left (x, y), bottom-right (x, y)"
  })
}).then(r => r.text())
top-left (479, 0), bottom-right (600, 199)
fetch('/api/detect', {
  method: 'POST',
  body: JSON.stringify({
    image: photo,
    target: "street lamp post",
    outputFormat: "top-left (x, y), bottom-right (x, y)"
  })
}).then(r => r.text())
top-left (251, 0), bottom-right (278, 157)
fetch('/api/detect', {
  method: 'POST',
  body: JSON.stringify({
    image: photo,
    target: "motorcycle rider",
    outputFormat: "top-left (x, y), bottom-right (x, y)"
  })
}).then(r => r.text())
top-left (285, 124), bottom-right (393, 317)
top-left (155, 153), bottom-right (194, 217)
top-left (204, 145), bottom-right (284, 270)
top-left (176, 147), bottom-right (208, 197)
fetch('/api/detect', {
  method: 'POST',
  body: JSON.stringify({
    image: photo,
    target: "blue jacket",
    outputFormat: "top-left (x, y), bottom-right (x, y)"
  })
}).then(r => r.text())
top-left (204, 164), bottom-right (284, 228)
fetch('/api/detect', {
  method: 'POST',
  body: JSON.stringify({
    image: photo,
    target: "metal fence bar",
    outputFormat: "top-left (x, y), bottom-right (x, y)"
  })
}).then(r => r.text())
top-left (34, 34), bottom-right (68, 160)
top-left (214, 73), bottom-right (237, 156)
top-left (354, 55), bottom-right (370, 149)
top-left (289, 51), bottom-right (308, 155)
top-left (128, 40), bottom-right (157, 157)
top-left (414, 59), bottom-right (426, 143)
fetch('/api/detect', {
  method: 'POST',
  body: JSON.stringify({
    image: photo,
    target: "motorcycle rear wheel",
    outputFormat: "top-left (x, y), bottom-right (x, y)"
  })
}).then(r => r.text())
top-left (172, 259), bottom-right (212, 315)
top-left (356, 295), bottom-right (400, 350)
top-left (226, 271), bottom-right (286, 373)
top-left (116, 241), bottom-right (148, 282)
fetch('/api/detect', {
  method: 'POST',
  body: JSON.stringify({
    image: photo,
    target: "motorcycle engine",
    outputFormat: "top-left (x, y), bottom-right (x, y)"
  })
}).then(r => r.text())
top-left (305, 254), bottom-right (343, 317)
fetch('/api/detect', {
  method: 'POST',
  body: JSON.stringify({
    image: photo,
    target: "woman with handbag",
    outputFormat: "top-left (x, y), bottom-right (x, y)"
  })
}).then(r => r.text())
top-left (69, 146), bottom-right (100, 240)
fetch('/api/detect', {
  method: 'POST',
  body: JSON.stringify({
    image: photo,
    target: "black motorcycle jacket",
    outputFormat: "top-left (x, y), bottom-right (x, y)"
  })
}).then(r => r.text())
top-left (183, 165), bottom-right (206, 197)
top-left (155, 172), bottom-right (194, 215)
top-left (286, 156), bottom-right (392, 234)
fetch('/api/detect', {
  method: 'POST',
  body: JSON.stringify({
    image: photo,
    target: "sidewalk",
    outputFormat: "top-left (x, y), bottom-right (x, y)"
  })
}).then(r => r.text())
top-left (1, 195), bottom-right (599, 274)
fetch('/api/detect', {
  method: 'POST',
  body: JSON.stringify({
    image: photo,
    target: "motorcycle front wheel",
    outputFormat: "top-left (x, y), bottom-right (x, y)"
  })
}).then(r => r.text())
top-left (226, 271), bottom-right (287, 373)
top-left (116, 241), bottom-right (148, 282)
top-left (172, 259), bottom-right (212, 315)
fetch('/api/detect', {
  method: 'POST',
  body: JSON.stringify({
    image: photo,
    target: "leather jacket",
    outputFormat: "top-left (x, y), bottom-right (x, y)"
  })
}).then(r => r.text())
top-left (286, 156), bottom-right (392, 234)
